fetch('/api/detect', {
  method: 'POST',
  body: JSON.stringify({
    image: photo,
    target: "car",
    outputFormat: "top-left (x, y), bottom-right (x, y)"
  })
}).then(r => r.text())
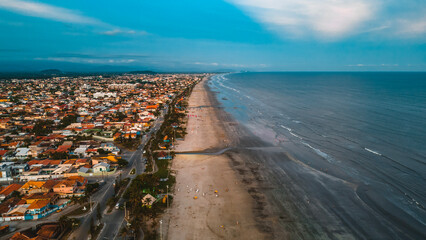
top-left (115, 203), bottom-right (120, 209)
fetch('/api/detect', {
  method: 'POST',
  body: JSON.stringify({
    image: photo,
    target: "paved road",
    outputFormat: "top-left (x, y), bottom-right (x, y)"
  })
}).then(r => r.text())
top-left (97, 107), bottom-right (167, 240)
top-left (70, 106), bottom-right (168, 240)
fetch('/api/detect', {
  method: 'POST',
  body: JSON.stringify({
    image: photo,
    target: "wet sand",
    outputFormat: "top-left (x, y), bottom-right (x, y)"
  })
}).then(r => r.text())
top-left (167, 79), bottom-right (270, 239)
top-left (167, 76), bottom-right (425, 240)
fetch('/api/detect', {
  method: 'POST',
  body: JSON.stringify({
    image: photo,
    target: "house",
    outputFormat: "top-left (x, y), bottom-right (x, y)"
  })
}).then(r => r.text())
top-left (20, 181), bottom-right (46, 195)
top-left (77, 167), bottom-right (89, 174)
top-left (53, 180), bottom-right (77, 196)
top-left (37, 224), bottom-right (61, 239)
top-left (74, 145), bottom-right (89, 157)
top-left (0, 183), bottom-right (22, 200)
top-left (67, 176), bottom-right (88, 186)
top-left (0, 164), bottom-right (13, 181)
top-left (100, 142), bottom-right (120, 154)
top-left (93, 162), bottom-right (110, 173)
top-left (52, 177), bottom-right (85, 197)
top-left (27, 199), bottom-right (50, 215)
top-left (23, 192), bottom-right (58, 205)
top-left (10, 231), bottom-right (37, 240)
top-left (14, 147), bottom-right (30, 160)
top-left (11, 164), bottom-right (29, 175)
top-left (40, 180), bottom-right (60, 193)
top-left (0, 197), bottom-right (21, 220)
top-left (3, 204), bottom-right (28, 221)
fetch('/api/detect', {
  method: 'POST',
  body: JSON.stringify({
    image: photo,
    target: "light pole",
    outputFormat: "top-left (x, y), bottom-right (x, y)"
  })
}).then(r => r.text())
top-left (160, 220), bottom-right (163, 240)
top-left (166, 185), bottom-right (169, 209)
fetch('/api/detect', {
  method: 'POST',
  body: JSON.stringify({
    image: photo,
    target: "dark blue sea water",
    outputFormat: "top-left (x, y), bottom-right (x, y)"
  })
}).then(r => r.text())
top-left (210, 72), bottom-right (426, 239)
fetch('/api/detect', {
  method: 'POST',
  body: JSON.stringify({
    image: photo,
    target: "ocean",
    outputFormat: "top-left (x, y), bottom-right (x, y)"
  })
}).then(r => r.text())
top-left (209, 72), bottom-right (426, 239)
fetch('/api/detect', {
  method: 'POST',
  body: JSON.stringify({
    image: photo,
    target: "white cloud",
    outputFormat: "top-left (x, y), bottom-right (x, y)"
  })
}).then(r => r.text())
top-left (0, 0), bottom-right (149, 38)
top-left (346, 63), bottom-right (399, 67)
top-left (0, 0), bottom-right (102, 25)
top-left (35, 57), bottom-right (137, 64)
top-left (396, 17), bottom-right (426, 36)
top-left (194, 62), bottom-right (219, 66)
top-left (227, 0), bottom-right (377, 39)
top-left (99, 29), bottom-right (149, 36)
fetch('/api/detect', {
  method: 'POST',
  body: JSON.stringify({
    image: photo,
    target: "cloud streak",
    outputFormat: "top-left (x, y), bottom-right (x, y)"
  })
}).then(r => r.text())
top-left (228, 0), bottom-right (426, 40)
top-left (227, 0), bottom-right (376, 39)
top-left (99, 29), bottom-right (149, 36)
top-left (0, 0), bottom-right (102, 25)
top-left (34, 57), bottom-right (138, 65)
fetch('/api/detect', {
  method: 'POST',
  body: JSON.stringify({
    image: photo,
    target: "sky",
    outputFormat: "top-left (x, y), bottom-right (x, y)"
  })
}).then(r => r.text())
top-left (0, 0), bottom-right (425, 72)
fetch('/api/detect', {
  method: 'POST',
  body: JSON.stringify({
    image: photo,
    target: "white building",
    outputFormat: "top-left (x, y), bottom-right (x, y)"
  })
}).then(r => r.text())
top-left (93, 162), bottom-right (110, 173)
top-left (15, 147), bottom-right (30, 160)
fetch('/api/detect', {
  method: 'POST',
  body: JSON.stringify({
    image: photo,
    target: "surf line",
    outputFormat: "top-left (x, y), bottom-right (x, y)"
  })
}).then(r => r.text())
top-left (364, 147), bottom-right (382, 156)
top-left (280, 125), bottom-right (302, 139)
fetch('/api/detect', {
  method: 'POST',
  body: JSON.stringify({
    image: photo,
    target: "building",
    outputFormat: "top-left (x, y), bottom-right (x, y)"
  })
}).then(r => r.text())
top-left (93, 162), bottom-right (110, 173)
top-left (20, 181), bottom-right (45, 195)
top-left (14, 147), bottom-right (30, 160)
top-left (27, 199), bottom-right (50, 215)
top-left (0, 184), bottom-right (22, 200)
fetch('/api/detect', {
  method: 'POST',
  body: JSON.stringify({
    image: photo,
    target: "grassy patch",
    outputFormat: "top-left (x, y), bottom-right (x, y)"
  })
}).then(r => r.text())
top-left (65, 202), bottom-right (94, 217)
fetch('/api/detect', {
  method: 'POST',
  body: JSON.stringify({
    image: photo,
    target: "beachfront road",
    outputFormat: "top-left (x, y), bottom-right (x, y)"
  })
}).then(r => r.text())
top-left (95, 106), bottom-right (167, 240)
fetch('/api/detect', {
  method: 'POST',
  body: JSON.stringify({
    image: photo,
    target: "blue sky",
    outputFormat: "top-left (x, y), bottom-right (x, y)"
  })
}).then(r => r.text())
top-left (0, 0), bottom-right (425, 72)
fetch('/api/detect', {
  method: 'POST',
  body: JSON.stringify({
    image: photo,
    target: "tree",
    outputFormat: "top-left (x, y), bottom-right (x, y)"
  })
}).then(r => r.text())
top-left (33, 120), bottom-right (54, 136)
top-left (89, 217), bottom-right (95, 237)
top-left (4, 136), bottom-right (12, 143)
top-left (50, 151), bottom-right (69, 160)
top-left (86, 182), bottom-right (99, 196)
top-left (10, 190), bottom-right (21, 198)
top-left (59, 114), bottom-right (77, 129)
top-left (117, 158), bottom-right (128, 168)
top-left (59, 216), bottom-right (72, 230)
top-left (96, 204), bottom-right (102, 222)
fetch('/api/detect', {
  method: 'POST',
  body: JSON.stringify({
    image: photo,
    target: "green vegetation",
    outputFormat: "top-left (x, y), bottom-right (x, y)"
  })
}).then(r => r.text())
top-left (88, 217), bottom-right (103, 239)
top-left (59, 216), bottom-right (80, 239)
top-left (117, 158), bottom-right (129, 168)
top-left (122, 81), bottom-right (197, 239)
top-left (65, 202), bottom-right (93, 217)
top-left (115, 135), bottom-right (142, 150)
top-left (59, 114), bottom-right (77, 129)
top-left (107, 178), bottom-right (130, 212)
top-left (32, 120), bottom-right (54, 136)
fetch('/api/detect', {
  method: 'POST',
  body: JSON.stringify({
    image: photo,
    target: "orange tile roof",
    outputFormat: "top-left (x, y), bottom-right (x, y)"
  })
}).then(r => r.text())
top-left (56, 145), bottom-right (70, 152)
top-left (37, 224), bottom-right (60, 239)
top-left (54, 180), bottom-right (77, 188)
top-left (49, 160), bottom-right (62, 165)
top-left (39, 160), bottom-right (51, 166)
top-left (10, 232), bottom-right (32, 240)
top-left (21, 181), bottom-right (45, 190)
top-left (23, 192), bottom-right (56, 201)
top-left (63, 159), bottom-right (76, 165)
top-left (41, 180), bottom-right (59, 190)
top-left (67, 176), bottom-right (86, 184)
top-left (0, 150), bottom-right (9, 156)
top-left (0, 184), bottom-right (22, 196)
top-left (27, 199), bottom-right (50, 210)
top-left (27, 160), bottom-right (41, 166)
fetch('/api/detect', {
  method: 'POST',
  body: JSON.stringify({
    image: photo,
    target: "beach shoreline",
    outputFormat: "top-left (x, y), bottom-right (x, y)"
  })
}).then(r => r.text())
top-left (166, 77), bottom-right (273, 239)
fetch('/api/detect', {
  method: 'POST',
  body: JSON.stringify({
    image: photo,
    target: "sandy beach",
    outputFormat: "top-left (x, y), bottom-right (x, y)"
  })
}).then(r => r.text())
top-left (166, 78), bottom-right (270, 240)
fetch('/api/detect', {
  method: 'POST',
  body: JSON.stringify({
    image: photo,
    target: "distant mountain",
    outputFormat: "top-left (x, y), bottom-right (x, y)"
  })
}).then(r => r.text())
top-left (127, 70), bottom-right (156, 74)
top-left (40, 69), bottom-right (63, 75)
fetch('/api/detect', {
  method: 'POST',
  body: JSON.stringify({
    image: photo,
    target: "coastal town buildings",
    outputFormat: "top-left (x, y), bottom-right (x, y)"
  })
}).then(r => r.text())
top-left (0, 73), bottom-right (202, 226)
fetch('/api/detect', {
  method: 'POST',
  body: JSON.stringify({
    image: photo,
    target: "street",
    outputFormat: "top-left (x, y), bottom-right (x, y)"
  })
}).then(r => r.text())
top-left (72, 106), bottom-right (167, 240)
